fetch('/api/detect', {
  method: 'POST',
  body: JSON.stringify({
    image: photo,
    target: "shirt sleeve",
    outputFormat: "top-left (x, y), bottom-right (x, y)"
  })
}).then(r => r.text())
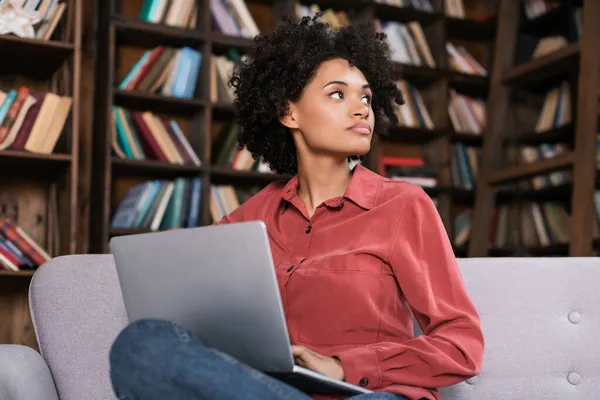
top-left (334, 189), bottom-right (484, 390)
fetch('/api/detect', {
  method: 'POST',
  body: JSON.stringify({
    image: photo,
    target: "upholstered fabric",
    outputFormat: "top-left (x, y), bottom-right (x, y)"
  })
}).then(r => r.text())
top-left (0, 344), bottom-right (59, 400)
top-left (2, 255), bottom-right (598, 400)
top-left (440, 257), bottom-right (600, 400)
top-left (29, 254), bottom-right (128, 400)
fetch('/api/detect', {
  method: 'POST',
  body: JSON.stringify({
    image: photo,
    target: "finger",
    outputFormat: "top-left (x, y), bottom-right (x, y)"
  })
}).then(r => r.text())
top-left (291, 345), bottom-right (306, 357)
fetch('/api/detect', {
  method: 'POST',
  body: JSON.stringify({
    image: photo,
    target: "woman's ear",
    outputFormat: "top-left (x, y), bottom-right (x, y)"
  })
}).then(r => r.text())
top-left (279, 103), bottom-right (300, 129)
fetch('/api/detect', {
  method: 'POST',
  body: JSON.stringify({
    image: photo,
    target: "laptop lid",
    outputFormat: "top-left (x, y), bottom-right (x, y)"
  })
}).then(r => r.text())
top-left (109, 221), bottom-right (295, 373)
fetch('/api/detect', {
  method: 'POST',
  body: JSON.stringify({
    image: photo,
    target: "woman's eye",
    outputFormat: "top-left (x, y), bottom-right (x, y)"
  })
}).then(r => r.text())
top-left (362, 95), bottom-right (371, 104)
top-left (330, 91), bottom-right (343, 99)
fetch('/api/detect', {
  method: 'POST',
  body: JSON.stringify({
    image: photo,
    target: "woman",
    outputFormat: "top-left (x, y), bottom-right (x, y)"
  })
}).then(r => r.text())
top-left (109, 15), bottom-right (484, 400)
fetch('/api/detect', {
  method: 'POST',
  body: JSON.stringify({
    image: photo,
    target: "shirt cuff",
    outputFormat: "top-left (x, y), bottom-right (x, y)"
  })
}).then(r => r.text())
top-left (333, 346), bottom-right (381, 389)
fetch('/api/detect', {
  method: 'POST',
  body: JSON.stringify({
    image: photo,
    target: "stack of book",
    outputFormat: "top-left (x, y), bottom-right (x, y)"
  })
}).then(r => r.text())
top-left (0, 218), bottom-right (50, 272)
top-left (211, 0), bottom-right (259, 38)
top-left (376, 20), bottom-right (435, 68)
top-left (211, 122), bottom-right (271, 173)
top-left (374, 0), bottom-right (433, 11)
top-left (137, 0), bottom-right (197, 27)
top-left (111, 177), bottom-right (203, 231)
top-left (0, 87), bottom-right (72, 153)
top-left (393, 80), bottom-right (434, 129)
top-left (112, 106), bottom-right (202, 165)
top-left (119, 46), bottom-right (202, 99)
top-left (446, 42), bottom-right (487, 76)
top-left (448, 90), bottom-right (486, 134)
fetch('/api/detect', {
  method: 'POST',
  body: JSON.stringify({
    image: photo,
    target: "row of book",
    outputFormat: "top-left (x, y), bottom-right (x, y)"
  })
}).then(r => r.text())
top-left (452, 200), bottom-right (584, 251)
top-left (391, 80), bottom-right (486, 135)
top-left (0, 218), bottom-right (50, 272)
top-left (0, 87), bottom-right (71, 154)
top-left (374, 0), bottom-right (433, 11)
top-left (380, 149), bottom-right (478, 191)
top-left (519, 81), bottom-right (571, 190)
top-left (209, 49), bottom-right (243, 105)
top-left (112, 106), bottom-right (201, 166)
top-left (296, 4), bottom-right (350, 27)
top-left (138, 0), bottom-right (197, 28)
top-left (109, 177), bottom-right (261, 230)
top-left (111, 178), bottom-right (203, 231)
top-left (376, 20), bottom-right (435, 68)
top-left (212, 122), bottom-right (271, 173)
top-left (119, 46), bottom-right (202, 99)
top-left (0, 0), bottom-right (65, 40)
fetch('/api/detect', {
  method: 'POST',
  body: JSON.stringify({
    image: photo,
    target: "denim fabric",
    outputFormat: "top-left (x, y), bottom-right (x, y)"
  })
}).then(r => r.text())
top-left (109, 318), bottom-right (408, 400)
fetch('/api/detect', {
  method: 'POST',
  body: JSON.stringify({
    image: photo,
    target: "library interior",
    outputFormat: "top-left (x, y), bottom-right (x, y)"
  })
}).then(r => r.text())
top-left (0, 0), bottom-right (599, 399)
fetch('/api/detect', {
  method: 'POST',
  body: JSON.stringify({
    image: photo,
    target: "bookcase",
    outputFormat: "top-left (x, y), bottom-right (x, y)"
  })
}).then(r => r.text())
top-left (468, 0), bottom-right (600, 257)
top-left (90, 0), bottom-right (497, 254)
top-left (0, 0), bottom-right (82, 347)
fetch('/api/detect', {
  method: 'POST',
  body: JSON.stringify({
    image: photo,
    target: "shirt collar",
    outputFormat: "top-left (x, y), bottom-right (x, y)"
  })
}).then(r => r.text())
top-left (280, 164), bottom-right (379, 210)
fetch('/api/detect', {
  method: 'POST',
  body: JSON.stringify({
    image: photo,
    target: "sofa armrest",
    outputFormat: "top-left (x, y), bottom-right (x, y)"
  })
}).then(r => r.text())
top-left (0, 345), bottom-right (59, 400)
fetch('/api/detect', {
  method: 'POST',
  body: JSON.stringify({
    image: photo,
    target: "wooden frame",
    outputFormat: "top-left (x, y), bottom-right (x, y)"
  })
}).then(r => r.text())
top-left (0, 0), bottom-right (82, 347)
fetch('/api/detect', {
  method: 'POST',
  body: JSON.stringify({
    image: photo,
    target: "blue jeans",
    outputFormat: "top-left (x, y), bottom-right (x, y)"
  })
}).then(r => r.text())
top-left (109, 318), bottom-right (408, 400)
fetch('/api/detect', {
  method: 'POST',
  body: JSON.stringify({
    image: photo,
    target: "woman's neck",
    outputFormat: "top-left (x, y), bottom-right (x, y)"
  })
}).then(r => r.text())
top-left (296, 156), bottom-right (352, 217)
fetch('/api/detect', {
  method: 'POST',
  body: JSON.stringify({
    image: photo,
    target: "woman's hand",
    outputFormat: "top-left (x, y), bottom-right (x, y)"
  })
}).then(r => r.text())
top-left (291, 345), bottom-right (345, 381)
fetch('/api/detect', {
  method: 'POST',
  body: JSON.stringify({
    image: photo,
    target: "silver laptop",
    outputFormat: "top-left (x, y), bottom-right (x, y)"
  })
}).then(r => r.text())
top-left (109, 220), bottom-right (371, 396)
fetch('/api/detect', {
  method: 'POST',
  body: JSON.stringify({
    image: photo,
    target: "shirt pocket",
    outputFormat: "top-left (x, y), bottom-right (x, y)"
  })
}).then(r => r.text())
top-left (290, 254), bottom-right (384, 346)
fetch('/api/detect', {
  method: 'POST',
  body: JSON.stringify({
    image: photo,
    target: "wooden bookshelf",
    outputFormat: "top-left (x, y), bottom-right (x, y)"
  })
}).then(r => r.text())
top-left (89, 0), bottom-right (498, 253)
top-left (469, 0), bottom-right (599, 257)
top-left (0, 0), bottom-right (82, 348)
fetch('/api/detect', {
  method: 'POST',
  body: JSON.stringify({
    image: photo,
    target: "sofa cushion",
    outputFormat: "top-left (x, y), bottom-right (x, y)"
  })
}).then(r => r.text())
top-left (440, 257), bottom-right (600, 400)
top-left (29, 254), bottom-right (127, 400)
top-left (0, 344), bottom-right (59, 400)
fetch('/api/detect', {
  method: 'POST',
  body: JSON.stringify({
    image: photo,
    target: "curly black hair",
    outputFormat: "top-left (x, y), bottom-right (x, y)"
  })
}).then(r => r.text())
top-left (228, 15), bottom-right (405, 176)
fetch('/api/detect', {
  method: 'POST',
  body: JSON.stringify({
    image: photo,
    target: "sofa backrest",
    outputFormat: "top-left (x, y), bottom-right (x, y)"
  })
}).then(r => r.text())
top-left (440, 257), bottom-right (600, 400)
top-left (28, 255), bottom-right (600, 400)
top-left (29, 255), bottom-right (127, 400)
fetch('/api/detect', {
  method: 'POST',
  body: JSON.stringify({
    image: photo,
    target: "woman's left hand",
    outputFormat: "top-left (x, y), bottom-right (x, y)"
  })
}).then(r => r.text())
top-left (291, 345), bottom-right (345, 381)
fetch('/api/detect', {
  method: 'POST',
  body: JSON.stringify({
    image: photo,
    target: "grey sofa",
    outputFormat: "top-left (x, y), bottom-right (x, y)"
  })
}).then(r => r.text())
top-left (0, 255), bottom-right (598, 399)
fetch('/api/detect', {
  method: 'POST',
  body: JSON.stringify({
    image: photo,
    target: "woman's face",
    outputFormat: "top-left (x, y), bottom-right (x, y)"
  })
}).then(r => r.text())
top-left (281, 58), bottom-right (375, 159)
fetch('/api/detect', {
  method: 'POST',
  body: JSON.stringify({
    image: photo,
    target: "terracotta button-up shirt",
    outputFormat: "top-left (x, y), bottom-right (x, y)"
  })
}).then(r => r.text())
top-left (216, 164), bottom-right (484, 400)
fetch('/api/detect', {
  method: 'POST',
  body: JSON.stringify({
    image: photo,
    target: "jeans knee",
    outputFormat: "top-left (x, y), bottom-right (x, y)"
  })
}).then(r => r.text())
top-left (111, 319), bottom-right (192, 367)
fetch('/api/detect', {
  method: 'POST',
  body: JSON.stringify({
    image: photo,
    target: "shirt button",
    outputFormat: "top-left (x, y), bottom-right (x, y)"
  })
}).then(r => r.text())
top-left (305, 225), bottom-right (312, 234)
top-left (287, 265), bottom-right (293, 272)
top-left (359, 377), bottom-right (368, 387)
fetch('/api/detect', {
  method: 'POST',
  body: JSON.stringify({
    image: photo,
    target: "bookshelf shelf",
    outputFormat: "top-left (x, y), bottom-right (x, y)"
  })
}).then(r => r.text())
top-left (109, 228), bottom-right (151, 237)
top-left (0, 151), bottom-right (72, 178)
top-left (386, 126), bottom-right (446, 144)
top-left (372, 5), bottom-right (440, 25)
top-left (0, 270), bottom-right (35, 278)
top-left (496, 183), bottom-right (572, 204)
top-left (394, 64), bottom-right (444, 85)
top-left (486, 152), bottom-right (574, 185)
top-left (446, 17), bottom-right (496, 41)
top-left (447, 71), bottom-right (488, 95)
top-left (113, 89), bottom-right (207, 115)
top-left (113, 18), bottom-right (205, 47)
top-left (211, 105), bottom-right (237, 121)
top-left (519, 1), bottom-right (579, 37)
top-left (502, 43), bottom-right (580, 88)
top-left (451, 132), bottom-right (483, 146)
top-left (209, 167), bottom-right (289, 186)
top-left (503, 124), bottom-right (574, 146)
top-left (111, 157), bottom-right (204, 177)
top-left (0, 35), bottom-right (75, 79)
top-left (209, 33), bottom-right (255, 51)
